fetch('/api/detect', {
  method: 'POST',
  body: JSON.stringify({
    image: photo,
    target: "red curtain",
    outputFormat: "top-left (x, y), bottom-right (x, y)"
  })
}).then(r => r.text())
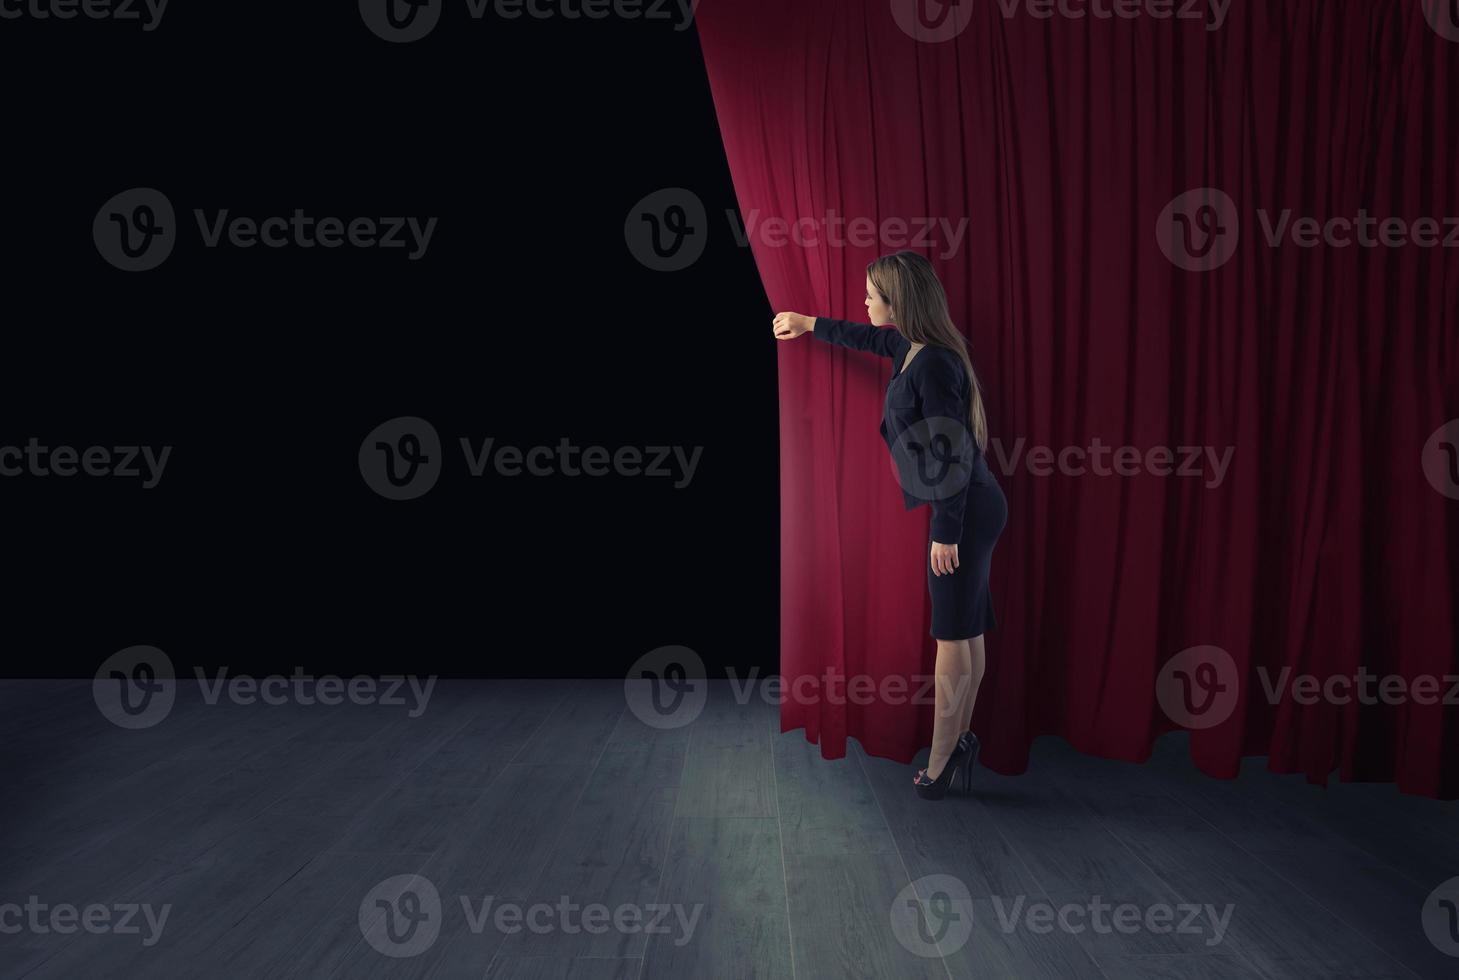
top-left (695, 0), bottom-right (1459, 798)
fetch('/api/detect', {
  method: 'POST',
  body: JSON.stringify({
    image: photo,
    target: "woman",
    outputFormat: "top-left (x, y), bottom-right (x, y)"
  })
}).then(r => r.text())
top-left (772, 250), bottom-right (1007, 800)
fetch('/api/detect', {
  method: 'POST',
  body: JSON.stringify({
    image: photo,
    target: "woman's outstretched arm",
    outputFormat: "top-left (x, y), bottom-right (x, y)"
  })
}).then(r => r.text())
top-left (773, 312), bottom-right (909, 360)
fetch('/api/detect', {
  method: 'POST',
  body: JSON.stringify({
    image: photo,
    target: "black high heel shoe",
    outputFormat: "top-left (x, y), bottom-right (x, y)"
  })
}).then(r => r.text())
top-left (957, 731), bottom-right (980, 793)
top-left (914, 738), bottom-right (971, 800)
top-left (912, 731), bottom-right (982, 795)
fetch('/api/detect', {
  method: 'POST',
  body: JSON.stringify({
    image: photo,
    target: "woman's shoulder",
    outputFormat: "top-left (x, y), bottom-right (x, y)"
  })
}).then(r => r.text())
top-left (909, 345), bottom-right (969, 390)
top-left (907, 344), bottom-right (964, 372)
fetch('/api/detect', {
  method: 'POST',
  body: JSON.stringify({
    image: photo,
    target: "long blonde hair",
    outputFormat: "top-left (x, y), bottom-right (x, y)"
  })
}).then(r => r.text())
top-left (867, 250), bottom-right (989, 451)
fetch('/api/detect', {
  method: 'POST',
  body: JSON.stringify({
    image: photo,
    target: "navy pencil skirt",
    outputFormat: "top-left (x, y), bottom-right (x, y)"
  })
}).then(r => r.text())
top-left (927, 476), bottom-right (1008, 640)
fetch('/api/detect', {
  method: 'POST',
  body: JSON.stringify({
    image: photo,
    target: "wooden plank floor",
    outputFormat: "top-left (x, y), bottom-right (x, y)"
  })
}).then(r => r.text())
top-left (1, 679), bottom-right (1454, 979)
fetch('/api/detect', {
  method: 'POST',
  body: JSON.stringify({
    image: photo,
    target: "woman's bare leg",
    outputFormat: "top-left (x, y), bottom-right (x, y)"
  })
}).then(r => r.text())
top-left (920, 638), bottom-right (971, 780)
top-left (959, 633), bottom-right (987, 734)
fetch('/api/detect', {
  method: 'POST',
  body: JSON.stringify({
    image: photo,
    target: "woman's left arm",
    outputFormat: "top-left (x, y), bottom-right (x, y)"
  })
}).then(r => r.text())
top-left (918, 353), bottom-right (972, 547)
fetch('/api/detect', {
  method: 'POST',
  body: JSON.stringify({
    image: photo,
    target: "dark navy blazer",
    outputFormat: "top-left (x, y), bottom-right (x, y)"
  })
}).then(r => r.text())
top-left (812, 316), bottom-right (992, 544)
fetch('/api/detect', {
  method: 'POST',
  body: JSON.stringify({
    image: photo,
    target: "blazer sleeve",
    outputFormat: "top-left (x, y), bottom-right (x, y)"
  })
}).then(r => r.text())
top-left (812, 317), bottom-right (909, 360)
top-left (918, 353), bottom-right (973, 544)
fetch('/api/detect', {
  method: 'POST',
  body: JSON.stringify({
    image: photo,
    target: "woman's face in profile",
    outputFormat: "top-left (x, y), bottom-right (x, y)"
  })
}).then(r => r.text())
top-left (865, 275), bottom-right (894, 326)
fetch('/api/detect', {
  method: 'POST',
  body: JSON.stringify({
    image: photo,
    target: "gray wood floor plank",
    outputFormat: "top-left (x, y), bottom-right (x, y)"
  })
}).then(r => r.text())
top-left (327, 764), bottom-right (508, 856)
top-left (1, 688), bottom-right (444, 884)
top-left (692, 677), bottom-right (779, 728)
top-left (19, 810), bottom-right (344, 980)
top-left (1, 706), bottom-right (362, 895)
top-left (966, 751), bottom-right (1261, 963)
top-left (413, 681), bottom-right (568, 773)
top-left (426, 762), bottom-right (601, 902)
top-left (1120, 755), bottom-right (1432, 979)
top-left (1227, 841), bottom-right (1449, 980)
top-left (8, 695), bottom-right (486, 977)
top-left (330, 765), bottom-right (600, 980)
top-left (191, 849), bottom-right (410, 980)
top-left (932, 898), bottom-right (1108, 979)
top-left (486, 956), bottom-right (641, 980)
top-left (6, 681), bottom-right (1453, 980)
top-left (854, 739), bottom-right (1045, 896)
top-left (489, 734), bottom-right (689, 958)
top-left (606, 679), bottom-right (775, 750)
top-left (1086, 953), bottom-right (1277, 979)
top-left (1095, 810), bottom-right (1408, 977)
top-left (1157, 754), bottom-right (1448, 977)
top-left (1169, 741), bottom-right (1459, 905)
top-left (639, 817), bottom-right (792, 980)
top-left (772, 732), bottom-right (898, 857)
top-left (510, 681), bottom-right (625, 765)
top-left (781, 851), bottom-right (945, 980)
top-left (673, 718), bottom-right (774, 819)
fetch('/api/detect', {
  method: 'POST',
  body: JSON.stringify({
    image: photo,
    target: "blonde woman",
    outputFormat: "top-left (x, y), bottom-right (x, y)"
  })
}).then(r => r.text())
top-left (772, 250), bottom-right (1007, 800)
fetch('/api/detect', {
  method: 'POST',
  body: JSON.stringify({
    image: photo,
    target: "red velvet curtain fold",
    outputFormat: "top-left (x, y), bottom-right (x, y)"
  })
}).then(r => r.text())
top-left (695, 0), bottom-right (1458, 798)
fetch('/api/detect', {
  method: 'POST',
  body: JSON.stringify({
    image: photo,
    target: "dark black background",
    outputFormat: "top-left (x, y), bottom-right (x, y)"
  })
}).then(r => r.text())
top-left (1, 2), bottom-right (782, 679)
